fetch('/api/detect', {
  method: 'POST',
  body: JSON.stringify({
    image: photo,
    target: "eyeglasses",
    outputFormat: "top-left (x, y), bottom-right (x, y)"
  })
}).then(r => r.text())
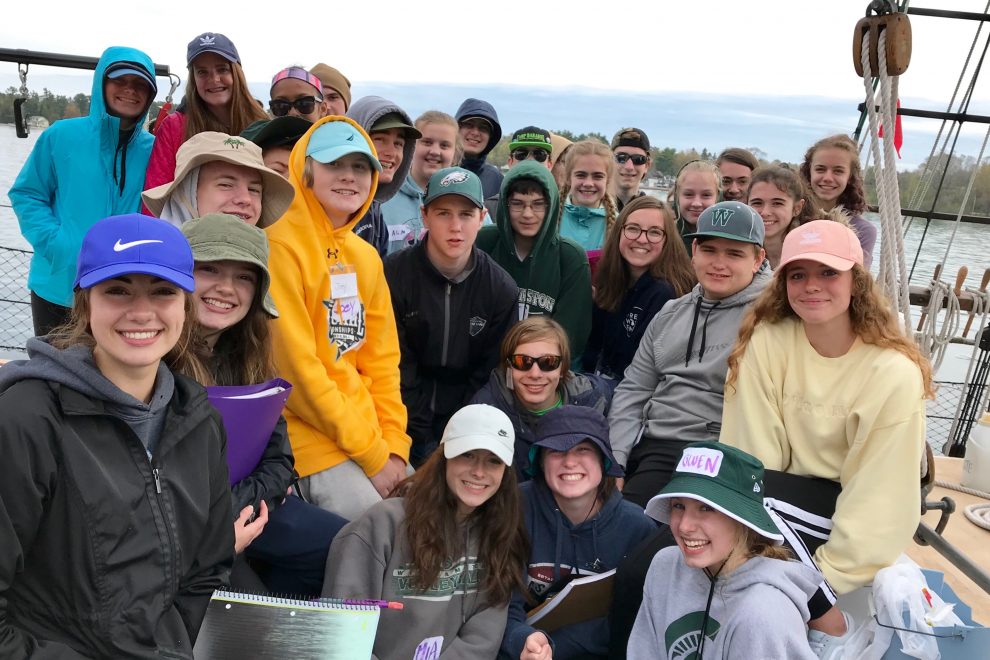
top-left (270, 97), bottom-right (320, 117)
top-left (507, 199), bottom-right (548, 214)
top-left (622, 224), bottom-right (666, 243)
top-left (508, 354), bottom-right (562, 372)
top-left (511, 148), bottom-right (550, 163)
top-left (615, 152), bottom-right (649, 166)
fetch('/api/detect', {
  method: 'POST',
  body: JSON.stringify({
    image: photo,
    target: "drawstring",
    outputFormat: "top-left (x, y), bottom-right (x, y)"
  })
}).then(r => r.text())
top-left (684, 297), bottom-right (704, 367)
top-left (697, 301), bottom-right (720, 363)
top-left (683, 297), bottom-right (721, 366)
top-left (697, 554), bottom-right (732, 659)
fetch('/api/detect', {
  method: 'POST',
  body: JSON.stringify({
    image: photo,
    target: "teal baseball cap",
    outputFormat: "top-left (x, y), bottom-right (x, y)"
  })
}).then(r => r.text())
top-left (305, 121), bottom-right (381, 171)
top-left (684, 201), bottom-right (765, 246)
top-left (423, 167), bottom-right (484, 209)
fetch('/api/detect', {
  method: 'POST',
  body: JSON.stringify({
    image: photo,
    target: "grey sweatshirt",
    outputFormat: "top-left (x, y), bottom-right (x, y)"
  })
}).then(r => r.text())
top-left (323, 498), bottom-right (508, 660)
top-left (608, 265), bottom-right (771, 466)
top-left (628, 546), bottom-right (820, 660)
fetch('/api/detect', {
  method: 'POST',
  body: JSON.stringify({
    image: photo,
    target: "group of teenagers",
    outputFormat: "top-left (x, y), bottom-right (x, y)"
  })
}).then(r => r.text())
top-left (1, 31), bottom-right (932, 660)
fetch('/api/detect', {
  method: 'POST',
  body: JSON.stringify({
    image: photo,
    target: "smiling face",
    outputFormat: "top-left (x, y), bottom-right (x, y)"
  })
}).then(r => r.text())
top-left (669, 497), bottom-right (748, 574)
top-left (542, 440), bottom-right (604, 505)
top-left (196, 161), bottom-right (264, 225)
top-left (371, 128), bottom-right (406, 186)
top-left (569, 154), bottom-right (609, 207)
top-left (422, 195), bottom-right (484, 271)
top-left (718, 161), bottom-right (752, 202)
top-left (192, 53), bottom-right (234, 113)
top-left (412, 123), bottom-right (458, 187)
top-left (192, 260), bottom-right (258, 347)
top-left (445, 449), bottom-right (506, 519)
top-left (509, 339), bottom-right (563, 411)
top-left (809, 147), bottom-right (852, 208)
top-left (614, 146), bottom-right (650, 194)
top-left (619, 207), bottom-right (666, 279)
top-left (88, 274), bottom-right (185, 389)
top-left (785, 259), bottom-right (854, 330)
top-left (692, 238), bottom-right (764, 300)
top-left (677, 171), bottom-right (719, 225)
top-left (747, 181), bottom-right (803, 241)
top-left (104, 75), bottom-right (151, 127)
top-left (459, 117), bottom-right (491, 157)
top-left (310, 153), bottom-right (373, 228)
top-left (507, 190), bottom-right (548, 241)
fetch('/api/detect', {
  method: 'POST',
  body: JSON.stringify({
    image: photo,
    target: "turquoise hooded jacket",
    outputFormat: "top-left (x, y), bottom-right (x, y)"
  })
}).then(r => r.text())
top-left (10, 46), bottom-right (156, 307)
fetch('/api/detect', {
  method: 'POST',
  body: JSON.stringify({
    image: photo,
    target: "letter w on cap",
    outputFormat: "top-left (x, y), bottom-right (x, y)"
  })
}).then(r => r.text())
top-left (710, 209), bottom-right (734, 227)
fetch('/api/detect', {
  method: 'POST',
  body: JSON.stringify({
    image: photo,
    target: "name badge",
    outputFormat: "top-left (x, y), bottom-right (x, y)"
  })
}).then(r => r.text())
top-left (388, 224), bottom-right (412, 242)
top-left (330, 272), bottom-right (358, 299)
top-left (413, 636), bottom-right (443, 660)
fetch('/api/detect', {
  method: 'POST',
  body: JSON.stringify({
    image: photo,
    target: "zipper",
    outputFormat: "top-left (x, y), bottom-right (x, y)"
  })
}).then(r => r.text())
top-left (148, 456), bottom-right (180, 600)
top-left (441, 282), bottom-right (451, 366)
top-left (153, 467), bottom-right (162, 493)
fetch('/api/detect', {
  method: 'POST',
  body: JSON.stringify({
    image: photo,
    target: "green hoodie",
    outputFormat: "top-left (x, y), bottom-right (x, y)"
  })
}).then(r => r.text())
top-left (476, 162), bottom-right (591, 359)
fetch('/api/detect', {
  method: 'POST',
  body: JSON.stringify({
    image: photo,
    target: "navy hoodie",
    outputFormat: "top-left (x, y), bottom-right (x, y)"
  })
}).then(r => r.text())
top-left (501, 480), bottom-right (656, 659)
top-left (455, 98), bottom-right (504, 198)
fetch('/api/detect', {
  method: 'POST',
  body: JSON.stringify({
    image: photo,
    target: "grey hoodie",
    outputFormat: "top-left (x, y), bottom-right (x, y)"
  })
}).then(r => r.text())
top-left (0, 337), bottom-right (173, 455)
top-left (629, 546), bottom-right (819, 659)
top-left (608, 265), bottom-right (771, 467)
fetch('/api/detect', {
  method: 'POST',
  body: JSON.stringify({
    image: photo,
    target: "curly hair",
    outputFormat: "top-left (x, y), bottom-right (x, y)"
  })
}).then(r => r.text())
top-left (748, 165), bottom-right (817, 232)
top-left (183, 59), bottom-right (267, 140)
top-left (397, 449), bottom-right (529, 607)
top-left (726, 264), bottom-right (935, 398)
top-left (593, 195), bottom-right (695, 312)
top-left (799, 134), bottom-right (867, 215)
top-left (559, 139), bottom-right (619, 235)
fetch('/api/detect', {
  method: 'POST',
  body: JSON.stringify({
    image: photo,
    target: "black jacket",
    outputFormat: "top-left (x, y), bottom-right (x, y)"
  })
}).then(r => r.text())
top-left (0, 375), bottom-right (233, 659)
top-left (384, 240), bottom-right (518, 461)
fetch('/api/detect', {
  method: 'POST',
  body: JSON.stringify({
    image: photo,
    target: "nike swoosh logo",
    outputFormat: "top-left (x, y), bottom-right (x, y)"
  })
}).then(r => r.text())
top-left (113, 239), bottom-right (163, 252)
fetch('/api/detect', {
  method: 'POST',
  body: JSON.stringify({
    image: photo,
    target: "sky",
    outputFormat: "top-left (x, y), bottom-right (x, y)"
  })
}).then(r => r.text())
top-left (3, 0), bottom-right (990, 166)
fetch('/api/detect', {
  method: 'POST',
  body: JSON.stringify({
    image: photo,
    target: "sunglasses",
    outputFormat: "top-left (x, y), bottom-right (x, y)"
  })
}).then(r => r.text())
top-left (511, 148), bottom-right (550, 163)
top-left (615, 152), bottom-right (649, 166)
top-left (508, 353), bottom-right (562, 372)
top-left (270, 97), bottom-right (320, 117)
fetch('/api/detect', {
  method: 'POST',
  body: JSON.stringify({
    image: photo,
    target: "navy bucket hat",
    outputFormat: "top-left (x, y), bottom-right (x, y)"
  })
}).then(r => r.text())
top-left (528, 405), bottom-right (624, 478)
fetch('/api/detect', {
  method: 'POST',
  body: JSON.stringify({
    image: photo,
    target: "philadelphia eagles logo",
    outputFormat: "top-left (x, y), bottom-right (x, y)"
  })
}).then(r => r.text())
top-left (664, 611), bottom-right (721, 659)
top-left (709, 208), bottom-right (734, 227)
top-left (440, 171), bottom-right (469, 186)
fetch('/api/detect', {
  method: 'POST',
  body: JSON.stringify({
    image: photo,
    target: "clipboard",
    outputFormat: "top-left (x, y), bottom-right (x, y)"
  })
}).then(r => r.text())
top-left (525, 569), bottom-right (616, 632)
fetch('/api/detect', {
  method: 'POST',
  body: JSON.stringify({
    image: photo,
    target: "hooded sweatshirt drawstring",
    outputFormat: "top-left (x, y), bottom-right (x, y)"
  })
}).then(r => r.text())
top-left (684, 297), bottom-right (721, 366)
top-left (697, 556), bottom-right (730, 659)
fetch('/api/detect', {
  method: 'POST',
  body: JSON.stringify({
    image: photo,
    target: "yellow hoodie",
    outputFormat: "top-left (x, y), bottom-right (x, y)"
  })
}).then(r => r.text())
top-left (266, 116), bottom-right (410, 478)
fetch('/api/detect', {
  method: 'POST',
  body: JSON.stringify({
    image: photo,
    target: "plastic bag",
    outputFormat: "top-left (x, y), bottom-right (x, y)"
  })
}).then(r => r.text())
top-left (840, 556), bottom-right (965, 660)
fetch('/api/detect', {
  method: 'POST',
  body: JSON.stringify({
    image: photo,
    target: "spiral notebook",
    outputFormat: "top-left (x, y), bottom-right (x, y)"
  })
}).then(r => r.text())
top-left (193, 590), bottom-right (381, 660)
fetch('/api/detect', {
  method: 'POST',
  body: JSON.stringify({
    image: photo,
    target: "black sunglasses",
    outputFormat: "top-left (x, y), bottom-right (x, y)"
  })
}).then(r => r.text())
top-left (511, 148), bottom-right (550, 163)
top-left (615, 152), bottom-right (649, 166)
top-left (270, 97), bottom-right (320, 117)
top-left (508, 354), bottom-right (562, 372)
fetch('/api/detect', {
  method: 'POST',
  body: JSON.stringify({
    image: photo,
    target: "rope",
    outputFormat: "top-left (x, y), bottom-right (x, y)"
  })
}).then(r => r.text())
top-left (861, 29), bottom-right (912, 331)
top-left (918, 280), bottom-right (961, 371)
top-left (934, 480), bottom-right (990, 531)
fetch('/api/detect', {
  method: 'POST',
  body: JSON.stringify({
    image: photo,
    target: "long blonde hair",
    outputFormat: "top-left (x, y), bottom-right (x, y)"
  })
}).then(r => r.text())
top-left (559, 139), bottom-right (619, 235)
top-left (726, 264), bottom-right (935, 398)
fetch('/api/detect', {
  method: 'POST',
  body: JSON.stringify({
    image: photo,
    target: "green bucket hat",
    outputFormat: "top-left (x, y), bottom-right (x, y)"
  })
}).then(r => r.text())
top-left (644, 441), bottom-right (782, 542)
top-left (180, 213), bottom-right (278, 318)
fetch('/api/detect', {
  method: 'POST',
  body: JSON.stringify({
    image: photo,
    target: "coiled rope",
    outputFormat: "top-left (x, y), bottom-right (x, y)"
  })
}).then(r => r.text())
top-left (934, 479), bottom-right (990, 531)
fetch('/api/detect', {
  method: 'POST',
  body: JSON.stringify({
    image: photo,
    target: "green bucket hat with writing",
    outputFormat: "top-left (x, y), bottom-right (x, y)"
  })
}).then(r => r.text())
top-left (644, 441), bottom-right (782, 542)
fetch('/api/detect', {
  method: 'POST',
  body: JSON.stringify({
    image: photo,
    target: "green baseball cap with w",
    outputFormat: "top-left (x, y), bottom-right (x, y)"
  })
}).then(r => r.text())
top-left (684, 200), bottom-right (765, 246)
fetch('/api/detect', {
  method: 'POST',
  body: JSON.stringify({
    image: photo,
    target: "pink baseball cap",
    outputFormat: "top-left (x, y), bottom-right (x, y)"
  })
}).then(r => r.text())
top-left (270, 67), bottom-right (324, 100)
top-left (779, 220), bottom-right (864, 271)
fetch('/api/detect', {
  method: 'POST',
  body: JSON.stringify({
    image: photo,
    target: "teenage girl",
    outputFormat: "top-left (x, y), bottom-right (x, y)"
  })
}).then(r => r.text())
top-left (668, 160), bottom-right (720, 255)
top-left (559, 139), bottom-right (619, 252)
top-left (799, 134), bottom-right (878, 268)
top-left (722, 219), bottom-right (933, 649)
top-left (0, 214), bottom-right (232, 658)
top-left (324, 404), bottom-right (529, 660)
top-left (503, 406), bottom-right (656, 660)
top-left (628, 442), bottom-right (820, 659)
top-left (179, 213), bottom-right (346, 596)
top-left (746, 165), bottom-right (816, 269)
top-left (144, 32), bottom-right (267, 195)
top-left (586, 196), bottom-right (696, 381)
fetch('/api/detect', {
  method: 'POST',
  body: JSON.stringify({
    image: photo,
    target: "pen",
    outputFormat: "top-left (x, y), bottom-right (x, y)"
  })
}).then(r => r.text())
top-left (341, 598), bottom-right (404, 610)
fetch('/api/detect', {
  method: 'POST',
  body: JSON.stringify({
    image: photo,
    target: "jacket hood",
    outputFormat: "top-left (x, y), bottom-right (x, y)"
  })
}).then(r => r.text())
top-left (286, 115), bottom-right (379, 236)
top-left (347, 96), bottom-right (417, 203)
top-left (91, 46), bottom-right (156, 129)
top-left (495, 161), bottom-right (562, 260)
top-left (455, 98), bottom-right (502, 160)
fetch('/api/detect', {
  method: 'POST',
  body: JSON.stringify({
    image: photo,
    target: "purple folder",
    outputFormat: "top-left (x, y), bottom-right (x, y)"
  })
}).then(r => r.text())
top-left (206, 378), bottom-right (293, 485)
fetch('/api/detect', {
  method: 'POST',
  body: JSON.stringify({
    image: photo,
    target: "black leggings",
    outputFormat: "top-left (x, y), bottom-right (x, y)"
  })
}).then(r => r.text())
top-left (621, 438), bottom-right (692, 508)
top-left (31, 291), bottom-right (71, 337)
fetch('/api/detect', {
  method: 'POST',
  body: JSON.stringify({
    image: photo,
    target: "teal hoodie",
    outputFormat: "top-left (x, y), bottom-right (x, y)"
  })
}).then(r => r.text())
top-left (379, 174), bottom-right (425, 254)
top-left (10, 46), bottom-right (157, 307)
top-left (476, 162), bottom-right (592, 359)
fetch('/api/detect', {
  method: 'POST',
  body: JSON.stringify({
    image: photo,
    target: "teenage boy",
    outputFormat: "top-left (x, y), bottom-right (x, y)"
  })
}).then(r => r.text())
top-left (384, 167), bottom-right (518, 466)
top-left (348, 96), bottom-right (421, 257)
top-left (240, 115), bottom-right (312, 177)
top-left (609, 200), bottom-right (770, 507)
top-left (309, 63), bottom-right (351, 115)
top-left (455, 98), bottom-right (504, 198)
top-left (269, 67), bottom-right (325, 123)
top-left (717, 147), bottom-right (760, 201)
top-left (265, 117), bottom-right (411, 521)
top-left (142, 132), bottom-right (295, 228)
top-left (483, 126), bottom-right (553, 217)
top-left (477, 161), bottom-right (592, 360)
top-left (612, 127), bottom-right (652, 212)
top-left (11, 47), bottom-right (157, 336)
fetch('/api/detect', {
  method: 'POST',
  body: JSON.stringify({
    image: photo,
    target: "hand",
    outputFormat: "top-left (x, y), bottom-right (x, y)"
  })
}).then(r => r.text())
top-left (520, 631), bottom-right (552, 660)
top-left (615, 477), bottom-right (624, 492)
top-left (369, 455), bottom-right (407, 498)
top-left (233, 500), bottom-right (269, 554)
